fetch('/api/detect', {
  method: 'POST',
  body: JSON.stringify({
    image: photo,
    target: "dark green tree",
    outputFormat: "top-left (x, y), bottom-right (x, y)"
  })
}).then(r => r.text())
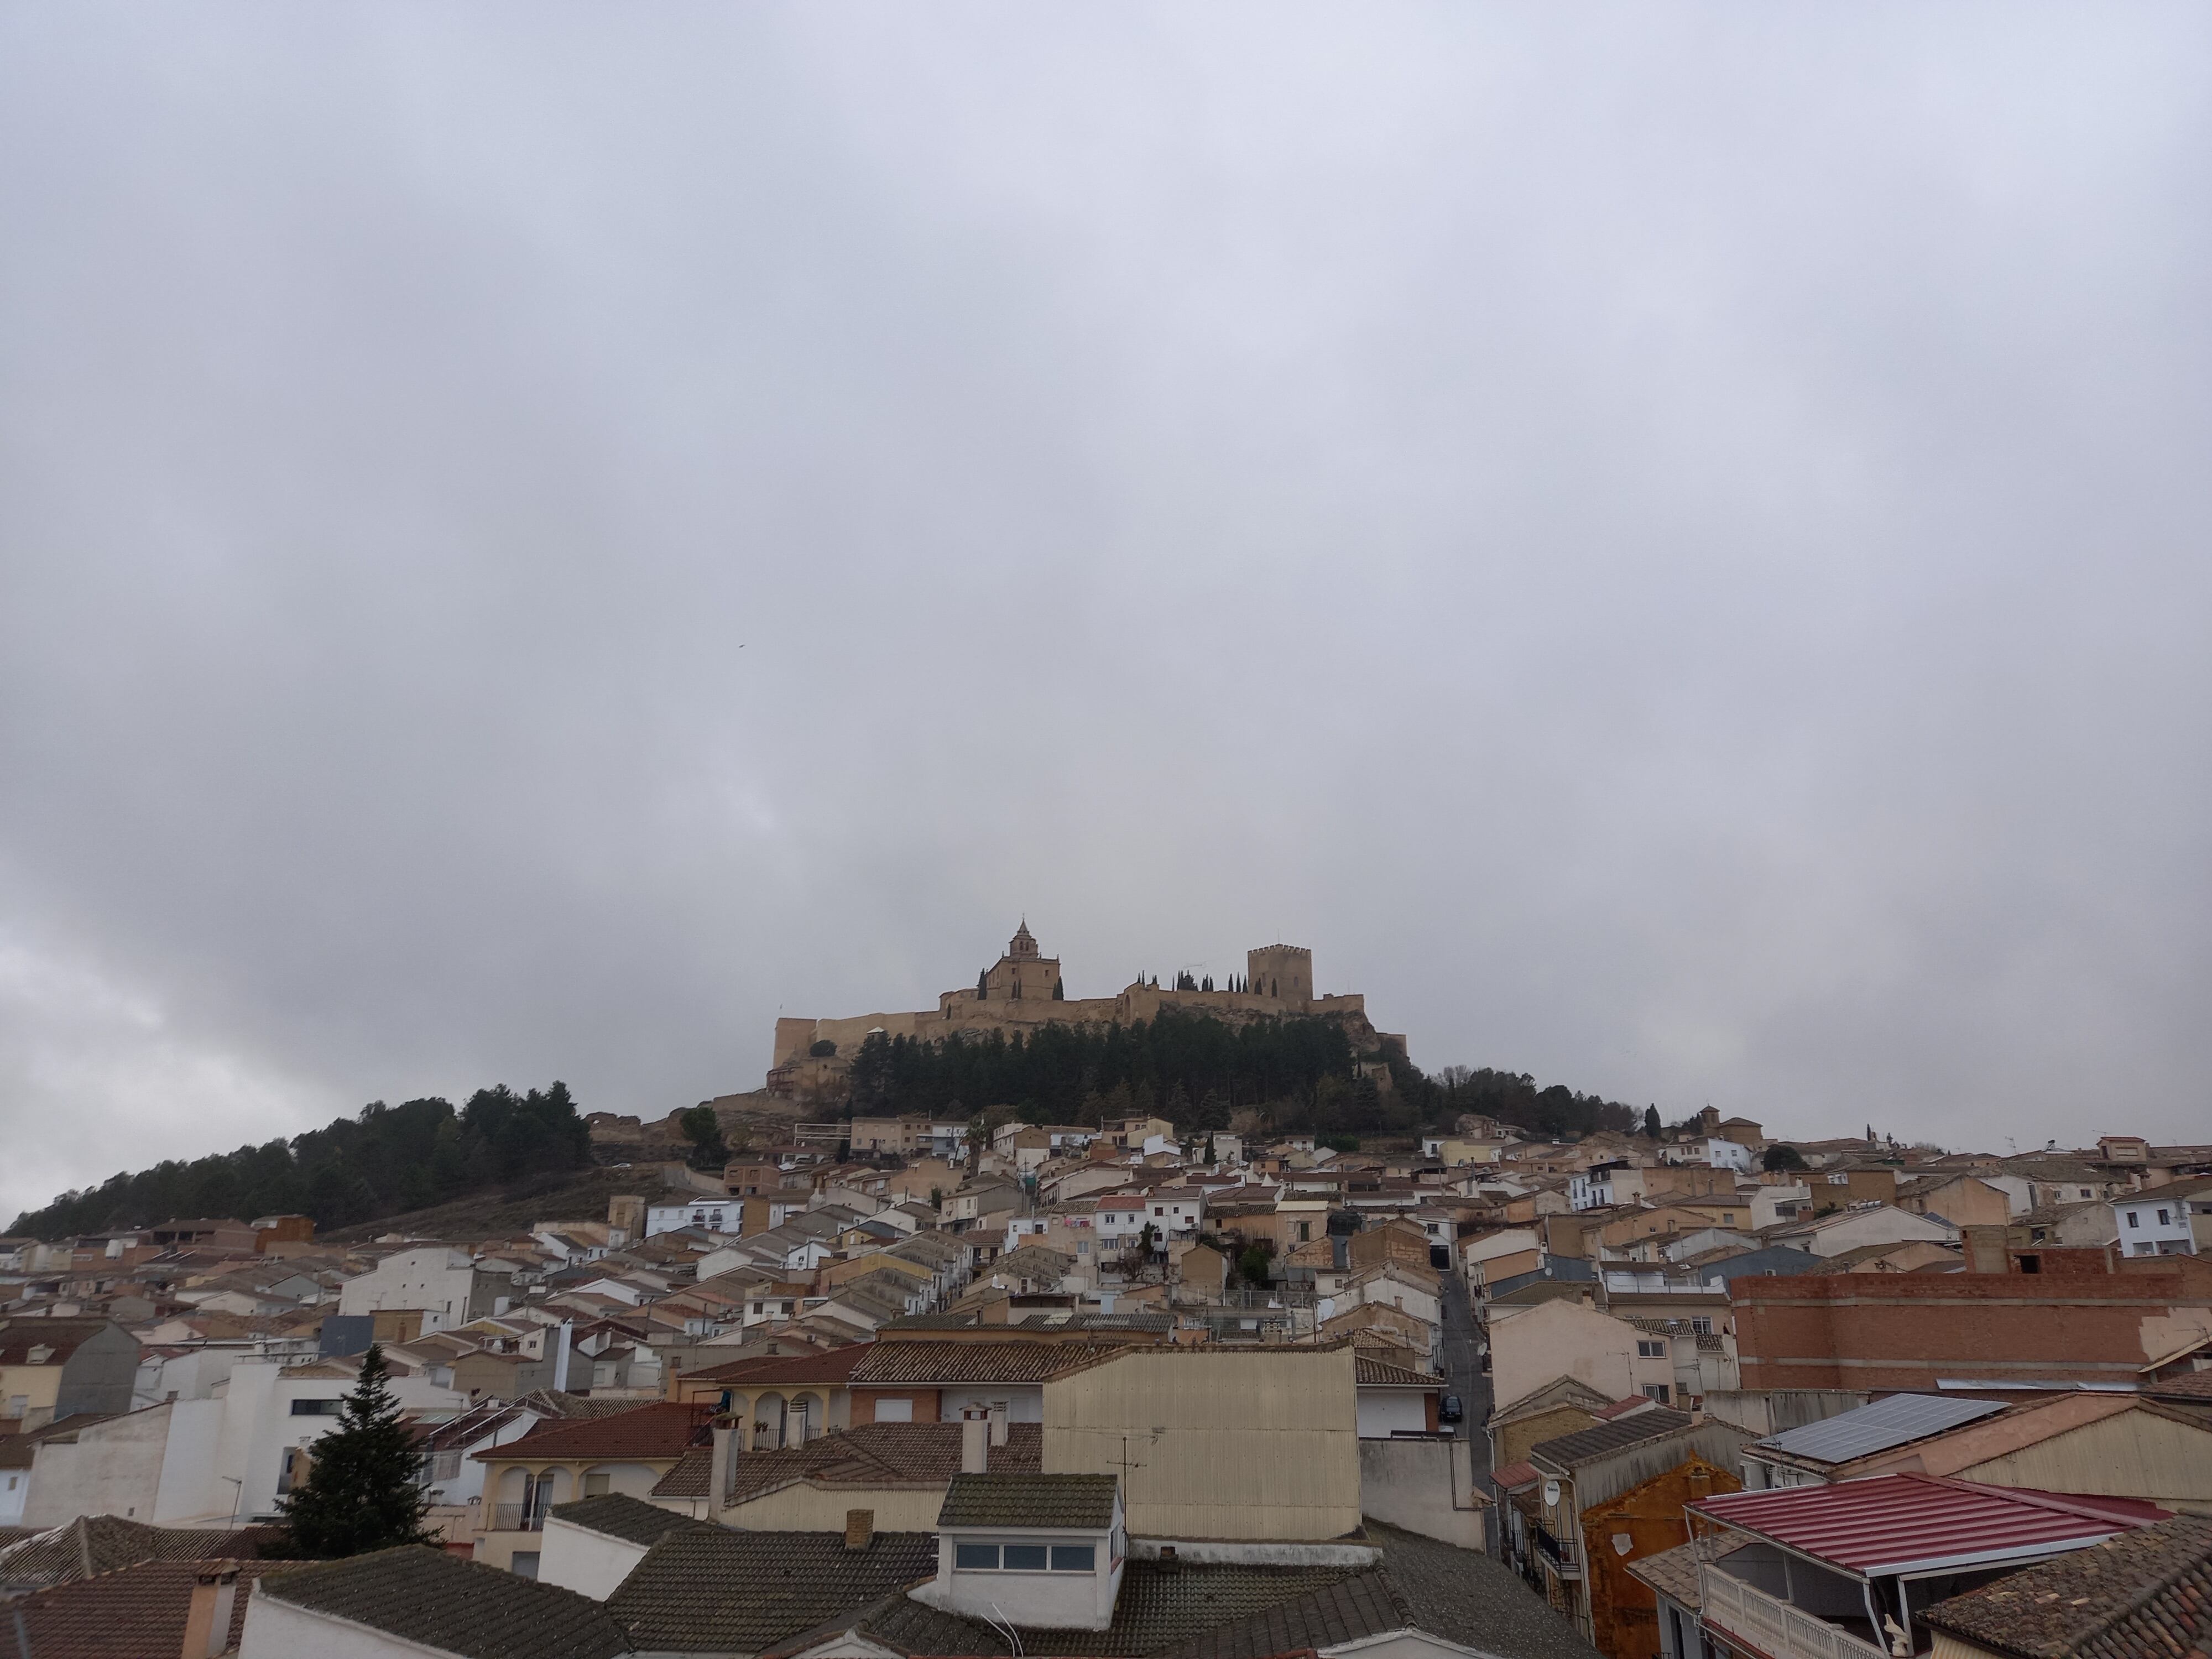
top-left (1052, 977), bottom-right (1065, 1000)
top-left (1643, 1105), bottom-right (1662, 1139)
top-left (978, 968), bottom-right (990, 999)
top-left (278, 1346), bottom-right (434, 1557)
top-left (1238, 1244), bottom-right (1271, 1285)
top-left (677, 1104), bottom-right (729, 1170)
top-left (1762, 1144), bottom-right (1808, 1172)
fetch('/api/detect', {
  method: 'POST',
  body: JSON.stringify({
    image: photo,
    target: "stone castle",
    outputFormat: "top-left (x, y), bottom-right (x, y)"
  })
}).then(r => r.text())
top-left (764, 922), bottom-right (1399, 1101)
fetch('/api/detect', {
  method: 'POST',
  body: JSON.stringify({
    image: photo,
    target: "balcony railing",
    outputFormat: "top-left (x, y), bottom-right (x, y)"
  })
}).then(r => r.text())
top-left (1534, 1526), bottom-right (1581, 1577)
top-left (1699, 1566), bottom-right (1885, 1659)
top-left (489, 1505), bottom-right (546, 1533)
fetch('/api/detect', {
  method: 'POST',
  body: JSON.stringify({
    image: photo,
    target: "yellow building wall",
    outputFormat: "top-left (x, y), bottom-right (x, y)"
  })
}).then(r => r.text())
top-left (1043, 1347), bottom-right (1360, 1541)
top-left (1959, 1411), bottom-right (2212, 1514)
top-left (722, 1482), bottom-right (947, 1532)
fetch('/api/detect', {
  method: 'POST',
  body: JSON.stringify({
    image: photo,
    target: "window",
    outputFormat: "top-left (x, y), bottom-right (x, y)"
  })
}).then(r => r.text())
top-left (1691, 1317), bottom-right (1713, 1335)
top-left (1637, 1339), bottom-right (1666, 1358)
top-left (2158, 1209), bottom-right (2172, 1225)
top-left (955, 1541), bottom-right (1096, 1572)
top-left (1642, 1384), bottom-right (1672, 1404)
top-left (874, 1399), bottom-right (914, 1423)
top-left (2129, 1213), bottom-right (2142, 1229)
top-left (290, 1398), bottom-right (342, 1416)
top-left (583, 1472), bottom-right (611, 1497)
top-left (956, 1543), bottom-right (1000, 1570)
top-left (1003, 1545), bottom-right (1050, 1570)
top-left (1052, 1545), bottom-right (1096, 1571)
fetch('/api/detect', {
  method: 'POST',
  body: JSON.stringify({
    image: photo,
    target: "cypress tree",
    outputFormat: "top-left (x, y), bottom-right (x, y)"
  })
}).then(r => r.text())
top-left (977, 968), bottom-right (989, 999)
top-left (278, 1345), bottom-right (434, 1557)
top-left (1052, 977), bottom-right (1065, 1000)
top-left (1642, 1105), bottom-right (1661, 1139)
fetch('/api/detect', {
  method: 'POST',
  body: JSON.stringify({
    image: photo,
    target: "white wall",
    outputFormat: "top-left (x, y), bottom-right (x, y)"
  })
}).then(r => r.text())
top-left (0, 1466), bottom-right (24, 1525)
top-left (941, 1386), bottom-right (1045, 1423)
top-left (537, 1515), bottom-right (649, 1599)
top-left (238, 1593), bottom-right (429, 1659)
top-left (22, 1402), bottom-right (173, 1527)
top-left (1356, 1393), bottom-right (1430, 1438)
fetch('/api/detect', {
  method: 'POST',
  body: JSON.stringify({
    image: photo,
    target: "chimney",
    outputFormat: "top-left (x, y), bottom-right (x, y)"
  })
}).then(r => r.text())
top-left (845, 1507), bottom-right (875, 1551)
top-left (988, 1402), bottom-right (1008, 1447)
top-left (962, 1407), bottom-right (990, 1474)
top-left (181, 1565), bottom-right (239, 1658)
top-left (708, 1415), bottom-right (738, 1513)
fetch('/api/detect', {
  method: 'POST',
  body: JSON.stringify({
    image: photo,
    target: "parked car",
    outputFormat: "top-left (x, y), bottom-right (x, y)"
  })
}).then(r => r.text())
top-left (1438, 1394), bottom-right (1463, 1424)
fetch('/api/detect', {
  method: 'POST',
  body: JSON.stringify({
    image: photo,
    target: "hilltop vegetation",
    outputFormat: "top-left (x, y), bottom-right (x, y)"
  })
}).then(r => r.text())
top-left (10, 1083), bottom-right (594, 1240)
top-left (846, 1009), bottom-right (1639, 1141)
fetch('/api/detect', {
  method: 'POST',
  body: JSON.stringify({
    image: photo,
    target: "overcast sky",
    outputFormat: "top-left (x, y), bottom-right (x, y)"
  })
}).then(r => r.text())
top-left (3, 4), bottom-right (2208, 1223)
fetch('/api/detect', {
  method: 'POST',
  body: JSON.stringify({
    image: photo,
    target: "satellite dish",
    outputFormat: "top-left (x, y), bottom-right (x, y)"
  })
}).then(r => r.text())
top-left (1542, 1480), bottom-right (1561, 1508)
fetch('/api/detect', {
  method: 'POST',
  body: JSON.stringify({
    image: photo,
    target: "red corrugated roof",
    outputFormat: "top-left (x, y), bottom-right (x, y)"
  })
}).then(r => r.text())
top-left (1692, 1474), bottom-right (2168, 1577)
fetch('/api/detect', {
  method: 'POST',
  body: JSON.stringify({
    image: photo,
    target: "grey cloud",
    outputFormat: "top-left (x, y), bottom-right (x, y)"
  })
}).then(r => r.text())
top-left (2, 3), bottom-right (2208, 1220)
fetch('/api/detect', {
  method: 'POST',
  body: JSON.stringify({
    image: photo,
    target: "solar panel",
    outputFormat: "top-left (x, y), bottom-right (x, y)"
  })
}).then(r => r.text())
top-left (1754, 1394), bottom-right (2006, 1464)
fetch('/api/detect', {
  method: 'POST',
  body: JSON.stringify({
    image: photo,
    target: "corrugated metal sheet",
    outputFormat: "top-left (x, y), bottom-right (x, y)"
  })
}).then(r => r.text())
top-left (1755, 1394), bottom-right (2005, 1465)
top-left (1691, 1474), bottom-right (2167, 1576)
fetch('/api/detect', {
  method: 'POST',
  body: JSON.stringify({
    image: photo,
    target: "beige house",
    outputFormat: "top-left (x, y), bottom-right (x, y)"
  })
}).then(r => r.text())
top-left (1488, 1296), bottom-right (1681, 1412)
top-left (472, 1401), bottom-right (707, 1573)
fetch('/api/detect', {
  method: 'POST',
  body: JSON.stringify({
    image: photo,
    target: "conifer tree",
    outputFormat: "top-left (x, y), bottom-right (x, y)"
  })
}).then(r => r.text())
top-left (278, 1345), bottom-right (434, 1557)
top-left (1642, 1105), bottom-right (1661, 1139)
top-left (1052, 977), bottom-right (1065, 1000)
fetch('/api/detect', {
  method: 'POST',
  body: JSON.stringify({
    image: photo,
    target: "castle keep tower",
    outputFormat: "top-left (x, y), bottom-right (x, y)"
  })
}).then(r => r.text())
top-left (1246, 943), bottom-right (1312, 1009)
top-left (983, 920), bottom-right (1062, 1001)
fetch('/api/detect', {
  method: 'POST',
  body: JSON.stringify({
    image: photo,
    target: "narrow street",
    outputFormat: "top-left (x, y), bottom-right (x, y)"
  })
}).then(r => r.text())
top-left (1438, 1267), bottom-right (1493, 1484)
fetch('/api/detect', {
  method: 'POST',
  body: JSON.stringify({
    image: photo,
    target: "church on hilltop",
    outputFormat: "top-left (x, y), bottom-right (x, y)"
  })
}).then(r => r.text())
top-left (763, 922), bottom-right (1395, 1102)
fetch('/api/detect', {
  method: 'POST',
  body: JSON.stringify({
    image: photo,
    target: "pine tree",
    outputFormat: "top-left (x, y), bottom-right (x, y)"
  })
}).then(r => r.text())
top-left (278, 1345), bottom-right (434, 1557)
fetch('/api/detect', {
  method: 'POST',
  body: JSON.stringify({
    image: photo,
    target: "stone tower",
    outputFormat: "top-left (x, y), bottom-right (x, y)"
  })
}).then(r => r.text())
top-left (1246, 944), bottom-right (1313, 1009)
top-left (984, 920), bottom-right (1062, 1002)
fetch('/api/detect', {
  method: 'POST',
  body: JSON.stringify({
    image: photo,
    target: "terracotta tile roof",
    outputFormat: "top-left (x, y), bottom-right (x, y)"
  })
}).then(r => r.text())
top-left (651, 1445), bottom-right (712, 1498)
top-left (262, 1545), bottom-right (632, 1657)
top-left (0, 1318), bottom-right (122, 1364)
top-left (476, 1400), bottom-right (708, 1464)
top-left (729, 1423), bottom-right (1044, 1505)
top-left (2150, 1371), bottom-right (2212, 1402)
top-left (849, 1339), bottom-right (1114, 1386)
top-left (1354, 1355), bottom-right (1439, 1387)
top-left (1491, 1461), bottom-right (1540, 1490)
top-left (5, 1558), bottom-right (274, 1658)
top-left (1923, 1514), bottom-right (2212, 1659)
top-left (1624, 1538), bottom-right (1706, 1610)
top-left (606, 1526), bottom-right (941, 1653)
top-left (938, 1472), bottom-right (1118, 1529)
top-left (0, 1515), bottom-right (278, 1594)
top-left (686, 1344), bottom-right (872, 1387)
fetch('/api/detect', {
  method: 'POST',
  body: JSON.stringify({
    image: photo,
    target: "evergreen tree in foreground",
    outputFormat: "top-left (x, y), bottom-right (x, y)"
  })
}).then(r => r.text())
top-left (279, 1345), bottom-right (434, 1557)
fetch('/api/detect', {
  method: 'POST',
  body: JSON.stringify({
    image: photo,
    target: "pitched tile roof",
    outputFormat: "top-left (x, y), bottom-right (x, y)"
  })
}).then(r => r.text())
top-left (547, 1491), bottom-right (705, 1548)
top-left (727, 1423), bottom-right (1044, 1505)
top-left (4, 1558), bottom-right (274, 1659)
top-left (1354, 1355), bottom-right (1439, 1387)
top-left (475, 1400), bottom-right (708, 1463)
top-left (651, 1445), bottom-right (712, 1499)
top-left (938, 1472), bottom-right (1119, 1529)
top-left (685, 1344), bottom-right (872, 1387)
top-left (1922, 1513), bottom-right (2212, 1659)
top-left (258, 1545), bottom-right (633, 1659)
top-left (2149, 1371), bottom-right (2212, 1403)
top-left (840, 1522), bottom-right (1600, 1659)
top-left (606, 1525), bottom-right (941, 1653)
top-left (1624, 1537), bottom-right (1707, 1610)
top-left (0, 1515), bottom-right (278, 1594)
top-left (850, 1339), bottom-right (1117, 1386)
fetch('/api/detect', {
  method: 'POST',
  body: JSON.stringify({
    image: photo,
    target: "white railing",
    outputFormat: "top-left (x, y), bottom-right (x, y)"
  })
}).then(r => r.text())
top-left (1699, 1566), bottom-right (1886, 1659)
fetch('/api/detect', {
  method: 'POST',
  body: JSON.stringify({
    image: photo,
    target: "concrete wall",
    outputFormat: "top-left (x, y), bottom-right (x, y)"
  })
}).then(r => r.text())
top-left (538, 1515), bottom-right (649, 1599)
top-left (726, 1483), bottom-right (948, 1532)
top-left (1046, 1346), bottom-right (1360, 1541)
top-left (1358, 1436), bottom-right (1485, 1549)
top-left (1489, 1300), bottom-right (1674, 1411)
top-left (22, 1402), bottom-right (171, 1527)
top-left (1357, 1394), bottom-right (1430, 1438)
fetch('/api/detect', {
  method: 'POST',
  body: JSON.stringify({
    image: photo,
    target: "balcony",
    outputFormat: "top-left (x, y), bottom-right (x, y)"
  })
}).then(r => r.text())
top-left (1699, 1566), bottom-right (1885, 1659)
top-left (1534, 1525), bottom-right (1581, 1578)
top-left (488, 1505), bottom-right (546, 1533)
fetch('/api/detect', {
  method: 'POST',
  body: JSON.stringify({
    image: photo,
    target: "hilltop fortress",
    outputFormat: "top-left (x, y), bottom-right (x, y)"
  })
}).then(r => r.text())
top-left (765, 922), bottom-right (1402, 1102)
